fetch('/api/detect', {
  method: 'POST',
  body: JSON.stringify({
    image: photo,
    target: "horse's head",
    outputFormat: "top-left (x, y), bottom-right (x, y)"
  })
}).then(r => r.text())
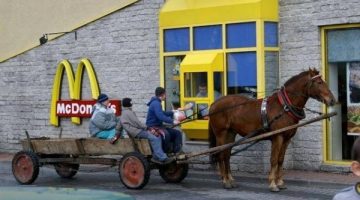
top-left (306, 68), bottom-right (336, 106)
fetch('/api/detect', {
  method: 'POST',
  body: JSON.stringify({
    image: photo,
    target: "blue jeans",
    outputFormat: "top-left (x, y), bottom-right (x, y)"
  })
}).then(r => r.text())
top-left (163, 128), bottom-right (182, 153)
top-left (136, 130), bottom-right (168, 161)
top-left (95, 129), bottom-right (116, 139)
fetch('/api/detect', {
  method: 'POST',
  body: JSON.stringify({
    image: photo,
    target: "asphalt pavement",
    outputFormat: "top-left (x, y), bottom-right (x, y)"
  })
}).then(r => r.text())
top-left (0, 152), bottom-right (358, 200)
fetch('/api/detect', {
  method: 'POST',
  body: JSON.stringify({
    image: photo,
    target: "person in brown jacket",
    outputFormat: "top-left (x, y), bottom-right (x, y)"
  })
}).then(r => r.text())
top-left (120, 98), bottom-right (173, 165)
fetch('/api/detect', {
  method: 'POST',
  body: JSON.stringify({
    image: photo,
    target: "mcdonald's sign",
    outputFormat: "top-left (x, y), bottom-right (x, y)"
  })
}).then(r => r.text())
top-left (50, 58), bottom-right (121, 126)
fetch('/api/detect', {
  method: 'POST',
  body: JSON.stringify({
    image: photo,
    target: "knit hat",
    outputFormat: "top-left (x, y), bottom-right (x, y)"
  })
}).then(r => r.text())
top-left (122, 98), bottom-right (132, 107)
top-left (97, 93), bottom-right (109, 103)
top-left (155, 87), bottom-right (166, 97)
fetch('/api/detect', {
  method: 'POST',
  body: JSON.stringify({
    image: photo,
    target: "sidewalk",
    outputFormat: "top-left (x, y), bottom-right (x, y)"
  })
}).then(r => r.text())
top-left (232, 169), bottom-right (357, 185)
top-left (1, 152), bottom-right (357, 185)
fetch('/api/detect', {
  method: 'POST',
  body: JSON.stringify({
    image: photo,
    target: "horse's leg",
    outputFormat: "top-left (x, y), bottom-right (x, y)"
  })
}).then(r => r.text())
top-left (219, 154), bottom-right (232, 189)
top-left (225, 131), bottom-right (237, 188)
top-left (269, 135), bottom-right (284, 192)
top-left (216, 130), bottom-right (232, 189)
top-left (276, 137), bottom-right (292, 189)
top-left (224, 148), bottom-right (238, 188)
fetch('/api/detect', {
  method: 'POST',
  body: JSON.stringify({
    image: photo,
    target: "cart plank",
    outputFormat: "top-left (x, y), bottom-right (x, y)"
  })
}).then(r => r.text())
top-left (82, 138), bottom-right (152, 156)
top-left (21, 138), bottom-right (152, 156)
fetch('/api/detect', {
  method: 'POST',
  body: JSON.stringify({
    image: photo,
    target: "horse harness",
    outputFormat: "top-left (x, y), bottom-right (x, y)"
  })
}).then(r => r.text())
top-left (236, 86), bottom-right (308, 156)
top-left (260, 74), bottom-right (323, 131)
top-left (277, 86), bottom-right (306, 122)
top-left (260, 87), bottom-right (306, 131)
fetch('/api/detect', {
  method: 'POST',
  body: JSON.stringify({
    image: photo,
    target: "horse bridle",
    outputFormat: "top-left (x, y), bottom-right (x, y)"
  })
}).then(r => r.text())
top-left (305, 74), bottom-right (324, 103)
top-left (277, 74), bottom-right (324, 121)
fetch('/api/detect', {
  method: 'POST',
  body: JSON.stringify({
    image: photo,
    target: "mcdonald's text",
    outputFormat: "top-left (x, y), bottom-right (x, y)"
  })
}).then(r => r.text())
top-left (56, 100), bottom-right (121, 117)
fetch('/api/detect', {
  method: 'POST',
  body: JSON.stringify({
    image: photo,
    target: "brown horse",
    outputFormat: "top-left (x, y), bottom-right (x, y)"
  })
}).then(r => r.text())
top-left (208, 68), bottom-right (336, 191)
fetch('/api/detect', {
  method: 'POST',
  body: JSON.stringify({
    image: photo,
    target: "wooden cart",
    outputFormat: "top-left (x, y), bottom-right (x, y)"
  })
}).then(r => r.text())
top-left (12, 134), bottom-right (189, 190)
top-left (12, 113), bottom-right (336, 190)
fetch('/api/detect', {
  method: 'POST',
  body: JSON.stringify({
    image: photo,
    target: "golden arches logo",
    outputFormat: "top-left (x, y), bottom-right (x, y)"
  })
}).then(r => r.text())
top-left (50, 58), bottom-right (100, 126)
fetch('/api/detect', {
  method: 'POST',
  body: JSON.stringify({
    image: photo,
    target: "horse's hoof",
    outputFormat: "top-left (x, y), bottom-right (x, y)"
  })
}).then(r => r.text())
top-left (278, 184), bottom-right (287, 190)
top-left (270, 186), bottom-right (280, 192)
top-left (230, 181), bottom-right (239, 188)
top-left (223, 182), bottom-right (232, 189)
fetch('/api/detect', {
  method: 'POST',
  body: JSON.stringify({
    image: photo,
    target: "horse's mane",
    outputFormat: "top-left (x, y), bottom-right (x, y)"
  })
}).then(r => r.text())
top-left (284, 69), bottom-right (319, 86)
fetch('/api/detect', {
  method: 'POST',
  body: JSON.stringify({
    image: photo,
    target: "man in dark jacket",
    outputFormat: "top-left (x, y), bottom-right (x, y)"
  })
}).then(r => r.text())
top-left (146, 87), bottom-right (182, 153)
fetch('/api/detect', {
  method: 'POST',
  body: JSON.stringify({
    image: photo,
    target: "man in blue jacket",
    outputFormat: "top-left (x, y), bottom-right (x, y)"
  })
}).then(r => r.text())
top-left (146, 87), bottom-right (182, 153)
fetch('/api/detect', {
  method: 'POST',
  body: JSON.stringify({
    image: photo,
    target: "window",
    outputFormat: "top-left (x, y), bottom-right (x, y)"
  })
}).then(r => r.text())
top-left (227, 52), bottom-right (257, 97)
top-left (184, 72), bottom-right (208, 97)
top-left (324, 26), bottom-right (360, 162)
top-left (265, 22), bottom-right (278, 47)
top-left (226, 22), bottom-right (256, 48)
top-left (164, 28), bottom-right (190, 52)
top-left (193, 25), bottom-right (222, 50)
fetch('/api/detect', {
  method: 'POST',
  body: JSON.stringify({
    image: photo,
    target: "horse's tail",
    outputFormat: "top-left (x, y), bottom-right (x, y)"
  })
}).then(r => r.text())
top-left (208, 122), bottom-right (217, 165)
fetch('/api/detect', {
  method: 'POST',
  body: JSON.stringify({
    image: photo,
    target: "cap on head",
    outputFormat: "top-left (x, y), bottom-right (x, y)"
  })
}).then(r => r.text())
top-left (97, 93), bottom-right (109, 103)
top-left (155, 87), bottom-right (166, 97)
top-left (122, 98), bottom-right (132, 107)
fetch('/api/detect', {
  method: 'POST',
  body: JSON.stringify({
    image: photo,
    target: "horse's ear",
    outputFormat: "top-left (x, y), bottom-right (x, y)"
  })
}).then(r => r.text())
top-left (308, 67), bottom-right (314, 76)
top-left (308, 67), bottom-right (319, 76)
top-left (313, 67), bottom-right (319, 75)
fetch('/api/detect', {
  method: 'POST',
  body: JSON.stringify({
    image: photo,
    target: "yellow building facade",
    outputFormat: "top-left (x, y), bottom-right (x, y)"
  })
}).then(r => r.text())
top-left (159, 0), bottom-right (279, 140)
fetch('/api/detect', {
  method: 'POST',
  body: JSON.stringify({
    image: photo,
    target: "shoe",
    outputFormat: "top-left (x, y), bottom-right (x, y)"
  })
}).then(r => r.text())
top-left (109, 134), bottom-right (120, 144)
top-left (162, 157), bottom-right (175, 165)
top-left (150, 158), bottom-right (163, 165)
top-left (151, 157), bottom-right (175, 165)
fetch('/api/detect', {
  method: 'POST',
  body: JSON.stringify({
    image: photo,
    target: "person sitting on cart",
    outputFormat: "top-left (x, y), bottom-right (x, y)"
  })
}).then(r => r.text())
top-left (89, 93), bottom-right (121, 144)
top-left (146, 87), bottom-right (182, 154)
top-left (120, 97), bottom-right (174, 165)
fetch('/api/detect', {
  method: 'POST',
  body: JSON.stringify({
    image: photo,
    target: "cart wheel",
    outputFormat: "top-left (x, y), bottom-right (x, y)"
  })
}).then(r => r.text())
top-left (119, 152), bottom-right (150, 189)
top-left (54, 163), bottom-right (79, 178)
top-left (12, 151), bottom-right (39, 184)
top-left (159, 162), bottom-right (188, 183)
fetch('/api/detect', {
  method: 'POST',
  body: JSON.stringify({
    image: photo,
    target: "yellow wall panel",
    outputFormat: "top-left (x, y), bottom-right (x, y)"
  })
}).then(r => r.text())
top-left (160, 0), bottom-right (278, 27)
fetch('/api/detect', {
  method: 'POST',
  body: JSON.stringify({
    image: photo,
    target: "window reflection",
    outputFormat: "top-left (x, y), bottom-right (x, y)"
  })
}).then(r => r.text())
top-left (214, 72), bottom-right (223, 99)
top-left (227, 52), bottom-right (257, 98)
top-left (165, 56), bottom-right (185, 111)
top-left (194, 25), bottom-right (222, 50)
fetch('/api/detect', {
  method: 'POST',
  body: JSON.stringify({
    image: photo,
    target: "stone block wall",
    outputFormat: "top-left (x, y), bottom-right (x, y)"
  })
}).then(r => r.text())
top-left (279, 0), bottom-right (360, 170)
top-left (0, 0), bottom-right (164, 151)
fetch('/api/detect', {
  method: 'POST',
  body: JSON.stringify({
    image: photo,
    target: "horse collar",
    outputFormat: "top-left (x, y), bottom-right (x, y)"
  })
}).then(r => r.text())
top-left (277, 87), bottom-right (305, 122)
